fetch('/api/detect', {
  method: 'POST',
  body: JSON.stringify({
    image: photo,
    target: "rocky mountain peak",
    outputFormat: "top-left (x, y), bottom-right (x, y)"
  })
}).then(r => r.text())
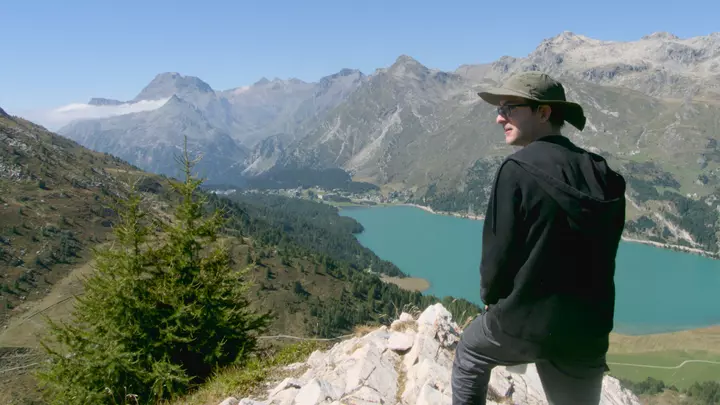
top-left (318, 68), bottom-right (365, 88)
top-left (534, 31), bottom-right (599, 56)
top-left (229, 303), bottom-right (641, 405)
top-left (254, 77), bottom-right (271, 86)
top-left (132, 72), bottom-right (214, 102)
top-left (392, 54), bottom-right (425, 68)
top-left (642, 31), bottom-right (680, 41)
top-left (0, 106), bottom-right (8, 118)
top-left (156, 94), bottom-right (204, 118)
top-left (337, 68), bottom-right (363, 77)
top-left (167, 94), bottom-right (206, 110)
top-left (542, 31), bottom-right (591, 47)
top-left (490, 55), bottom-right (520, 74)
top-left (387, 54), bottom-right (430, 80)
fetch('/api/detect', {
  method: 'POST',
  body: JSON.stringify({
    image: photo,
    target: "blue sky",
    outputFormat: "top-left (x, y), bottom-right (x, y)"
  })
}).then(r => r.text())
top-left (1, 0), bottom-right (718, 113)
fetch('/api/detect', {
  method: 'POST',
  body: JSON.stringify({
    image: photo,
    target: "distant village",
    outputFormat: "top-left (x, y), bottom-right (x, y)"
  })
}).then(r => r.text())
top-left (206, 185), bottom-right (489, 224)
top-left (212, 186), bottom-right (417, 207)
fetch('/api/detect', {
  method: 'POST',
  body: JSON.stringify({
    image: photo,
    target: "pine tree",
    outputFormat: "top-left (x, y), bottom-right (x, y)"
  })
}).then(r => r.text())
top-left (37, 139), bottom-right (272, 404)
top-left (367, 285), bottom-right (377, 311)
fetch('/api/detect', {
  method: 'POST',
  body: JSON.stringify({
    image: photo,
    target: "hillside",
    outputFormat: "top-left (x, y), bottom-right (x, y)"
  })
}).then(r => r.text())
top-left (0, 112), bottom-right (482, 404)
top-left (278, 42), bottom-right (720, 253)
top-left (3, 111), bottom-right (717, 404)
top-left (47, 31), bottom-right (720, 254)
top-left (0, 112), bottom-right (176, 324)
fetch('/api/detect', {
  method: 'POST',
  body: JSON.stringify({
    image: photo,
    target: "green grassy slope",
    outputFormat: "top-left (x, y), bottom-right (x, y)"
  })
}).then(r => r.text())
top-left (0, 112), bottom-right (481, 404)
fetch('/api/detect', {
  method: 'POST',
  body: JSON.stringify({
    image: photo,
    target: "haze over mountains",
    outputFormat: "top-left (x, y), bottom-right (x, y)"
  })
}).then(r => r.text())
top-left (46, 30), bottom-right (720, 252)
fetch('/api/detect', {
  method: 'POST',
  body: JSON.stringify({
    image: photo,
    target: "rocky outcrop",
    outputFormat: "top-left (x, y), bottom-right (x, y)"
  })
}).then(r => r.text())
top-left (223, 303), bottom-right (640, 405)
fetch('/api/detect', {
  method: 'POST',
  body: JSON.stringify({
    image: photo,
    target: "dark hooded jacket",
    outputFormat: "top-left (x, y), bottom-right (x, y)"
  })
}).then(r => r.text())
top-left (480, 135), bottom-right (626, 360)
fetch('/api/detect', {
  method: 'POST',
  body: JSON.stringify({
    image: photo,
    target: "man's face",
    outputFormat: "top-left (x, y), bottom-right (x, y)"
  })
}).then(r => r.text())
top-left (495, 96), bottom-right (541, 146)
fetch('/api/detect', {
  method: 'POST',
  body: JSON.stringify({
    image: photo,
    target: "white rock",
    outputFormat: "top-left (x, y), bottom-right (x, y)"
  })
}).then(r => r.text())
top-left (601, 377), bottom-right (643, 405)
top-left (307, 349), bottom-right (328, 368)
top-left (234, 304), bottom-right (641, 405)
top-left (267, 377), bottom-right (303, 399)
top-left (416, 382), bottom-right (452, 405)
top-left (293, 378), bottom-right (343, 405)
top-left (402, 358), bottom-right (451, 404)
top-left (398, 312), bottom-right (414, 322)
top-left (403, 328), bottom-right (453, 371)
top-left (343, 342), bottom-right (398, 400)
top-left (238, 399), bottom-right (264, 405)
top-left (364, 325), bottom-right (390, 341)
top-left (218, 397), bottom-right (239, 405)
top-left (281, 362), bottom-right (306, 371)
top-left (267, 387), bottom-right (298, 405)
top-left (489, 364), bottom-right (547, 404)
top-left (387, 331), bottom-right (414, 352)
top-left (339, 385), bottom-right (385, 404)
top-left (416, 303), bottom-right (453, 331)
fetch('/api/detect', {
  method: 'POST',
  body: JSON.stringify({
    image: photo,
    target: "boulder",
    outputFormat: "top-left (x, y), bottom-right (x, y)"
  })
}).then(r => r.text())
top-left (230, 303), bottom-right (641, 405)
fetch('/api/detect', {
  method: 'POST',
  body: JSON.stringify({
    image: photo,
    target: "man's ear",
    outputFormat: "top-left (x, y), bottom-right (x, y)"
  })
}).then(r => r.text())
top-left (539, 105), bottom-right (551, 122)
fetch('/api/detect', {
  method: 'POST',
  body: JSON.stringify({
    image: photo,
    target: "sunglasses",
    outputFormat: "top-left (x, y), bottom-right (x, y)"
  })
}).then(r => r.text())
top-left (497, 103), bottom-right (536, 118)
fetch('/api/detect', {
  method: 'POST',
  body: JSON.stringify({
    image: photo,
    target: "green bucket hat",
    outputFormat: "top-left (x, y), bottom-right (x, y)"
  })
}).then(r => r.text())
top-left (477, 72), bottom-right (586, 131)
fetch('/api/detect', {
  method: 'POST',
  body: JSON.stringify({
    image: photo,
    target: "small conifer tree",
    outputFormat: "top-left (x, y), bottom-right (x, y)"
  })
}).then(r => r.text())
top-left (37, 138), bottom-right (271, 404)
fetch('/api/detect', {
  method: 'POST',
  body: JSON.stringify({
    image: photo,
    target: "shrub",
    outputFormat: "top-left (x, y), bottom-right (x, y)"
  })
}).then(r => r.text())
top-left (37, 139), bottom-right (271, 404)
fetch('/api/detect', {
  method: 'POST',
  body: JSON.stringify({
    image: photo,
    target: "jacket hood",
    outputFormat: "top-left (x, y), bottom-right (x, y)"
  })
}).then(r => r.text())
top-left (508, 138), bottom-right (626, 233)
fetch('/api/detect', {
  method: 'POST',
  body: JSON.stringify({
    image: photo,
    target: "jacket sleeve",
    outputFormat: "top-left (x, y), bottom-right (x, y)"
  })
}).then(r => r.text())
top-left (480, 160), bottom-right (525, 305)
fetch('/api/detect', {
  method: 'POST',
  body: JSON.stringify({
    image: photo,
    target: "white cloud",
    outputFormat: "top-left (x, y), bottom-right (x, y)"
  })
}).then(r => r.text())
top-left (232, 86), bottom-right (251, 95)
top-left (15, 98), bottom-right (171, 131)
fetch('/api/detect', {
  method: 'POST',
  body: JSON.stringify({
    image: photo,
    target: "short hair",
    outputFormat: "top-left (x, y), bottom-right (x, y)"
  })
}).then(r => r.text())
top-left (528, 102), bottom-right (565, 130)
top-left (548, 106), bottom-right (565, 129)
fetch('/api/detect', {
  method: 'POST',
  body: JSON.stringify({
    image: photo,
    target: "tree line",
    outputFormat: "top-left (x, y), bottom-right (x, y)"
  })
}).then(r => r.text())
top-left (36, 142), bottom-right (482, 404)
top-left (619, 376), bottom-right (719, 404)
top-left (207, 191), bottom-right (407, 277)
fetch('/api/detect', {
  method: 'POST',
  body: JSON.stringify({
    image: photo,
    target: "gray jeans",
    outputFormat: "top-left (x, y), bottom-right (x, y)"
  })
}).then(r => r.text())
top-left (451, 313), bottom-right (606, 405)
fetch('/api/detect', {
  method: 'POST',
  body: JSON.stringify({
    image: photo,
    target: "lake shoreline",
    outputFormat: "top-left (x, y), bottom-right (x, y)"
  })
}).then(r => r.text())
top-left (379, 269), bottom-right (720, 337)
top-left (379, 275), bottom-right (430, 293)
top-left (342, 203), bottom-right (720, 339)
top-left (395, 203), bottom-right (719, 260)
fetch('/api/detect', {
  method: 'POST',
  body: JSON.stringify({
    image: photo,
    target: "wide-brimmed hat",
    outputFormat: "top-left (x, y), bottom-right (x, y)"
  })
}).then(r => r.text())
top-left (477, 72), bottom-right (586, 131)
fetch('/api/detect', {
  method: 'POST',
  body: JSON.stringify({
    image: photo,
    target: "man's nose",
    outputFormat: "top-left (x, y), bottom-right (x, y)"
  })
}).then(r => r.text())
top-left (496, 114), bottom-right (507, 125)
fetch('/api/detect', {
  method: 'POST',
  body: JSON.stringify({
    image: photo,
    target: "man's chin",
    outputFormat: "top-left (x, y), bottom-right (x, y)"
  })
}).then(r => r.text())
top-left (505, 134), bottom-right (528, 147)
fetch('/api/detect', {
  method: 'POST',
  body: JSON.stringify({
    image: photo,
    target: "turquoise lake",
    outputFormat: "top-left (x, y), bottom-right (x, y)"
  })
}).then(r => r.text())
top-left (339, 205), bottom-right (720, 335)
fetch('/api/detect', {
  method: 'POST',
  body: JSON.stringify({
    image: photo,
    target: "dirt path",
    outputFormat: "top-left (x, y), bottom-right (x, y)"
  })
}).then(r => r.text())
top-left (608, 359), bottom-right (720, 370)
top-left (0, 258), bottom-right (96, 404)
top-left (0, 259), bottom-right (94, 349)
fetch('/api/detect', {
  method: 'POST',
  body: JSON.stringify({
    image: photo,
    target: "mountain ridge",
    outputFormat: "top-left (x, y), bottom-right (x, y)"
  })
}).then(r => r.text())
top-left (132, 71), bottom-right (215, 102)
top-left (52, 30), bottom-right (720, 253)
top-left (1, 110), bottom-right (488, 404)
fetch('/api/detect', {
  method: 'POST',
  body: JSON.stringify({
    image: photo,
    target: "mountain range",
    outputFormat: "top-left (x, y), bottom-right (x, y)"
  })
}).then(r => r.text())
top-left (0, 106), bottom-right (484, 404)
top-left (53, 30), bottom-right (720, 252)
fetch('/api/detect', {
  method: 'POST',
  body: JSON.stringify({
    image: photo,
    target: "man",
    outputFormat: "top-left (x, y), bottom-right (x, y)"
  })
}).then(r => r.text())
top-left (451, 72), bottom-right (627, 405)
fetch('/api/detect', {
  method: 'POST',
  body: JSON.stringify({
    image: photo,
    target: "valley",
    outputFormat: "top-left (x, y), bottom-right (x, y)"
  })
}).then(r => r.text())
top-left (0, 112), bottom-right (481, 404)
top-left (231, 185), bottom-right (719, 259)
top-left (3, 23), bottom-right (720, 405)
top-left (34, 30), bottom-right (720, 257)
